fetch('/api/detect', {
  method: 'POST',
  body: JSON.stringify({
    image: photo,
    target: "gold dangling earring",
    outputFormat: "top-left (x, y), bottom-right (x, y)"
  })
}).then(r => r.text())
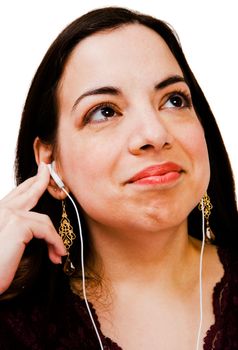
top-left (59, 200), bottom-right (76, 275)
top-left (198, 192), bottom-right (215, 244)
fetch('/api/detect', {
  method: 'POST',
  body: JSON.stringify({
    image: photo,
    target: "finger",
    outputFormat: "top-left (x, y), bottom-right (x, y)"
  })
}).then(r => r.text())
top-left (0, 208), bottom-right (67, 258)
top-left (0, 215), bottom-right (65, 293)
top-left (3, 163), bottom-right (51, 211)
top-left (1, 163), bottom-right (48, 202)
top-left (0, 210), bottom-right (67, 293)
top-left (12, 213), bottom-right (66, 258)
top-left (0, 241), bottom-right (25, 294)
top-left (1, 176), bottom-right (37, 202)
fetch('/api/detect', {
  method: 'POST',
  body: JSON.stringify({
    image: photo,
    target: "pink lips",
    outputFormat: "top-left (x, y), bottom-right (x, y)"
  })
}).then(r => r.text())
top-left (128, 162), bottom-right (183, 185)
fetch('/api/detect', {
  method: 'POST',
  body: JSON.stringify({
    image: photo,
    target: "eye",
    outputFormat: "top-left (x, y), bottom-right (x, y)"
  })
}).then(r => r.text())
top-left (84, 103), bottom-right (121, 124)
top-left (163, 91), bottom-right (192, 109)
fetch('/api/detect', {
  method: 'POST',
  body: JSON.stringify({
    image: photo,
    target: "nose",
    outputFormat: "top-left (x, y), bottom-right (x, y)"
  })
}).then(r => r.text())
top-left (128, 107), bottom-right (173, 156)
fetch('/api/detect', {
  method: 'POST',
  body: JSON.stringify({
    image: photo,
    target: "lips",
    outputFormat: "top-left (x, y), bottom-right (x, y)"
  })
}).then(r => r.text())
top-left (128, 162), bottom-right (183, 184)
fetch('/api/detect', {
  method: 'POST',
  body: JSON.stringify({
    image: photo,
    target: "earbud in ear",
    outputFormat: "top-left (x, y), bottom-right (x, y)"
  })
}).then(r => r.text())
top-left (47, 161), bottom-right (65, 189)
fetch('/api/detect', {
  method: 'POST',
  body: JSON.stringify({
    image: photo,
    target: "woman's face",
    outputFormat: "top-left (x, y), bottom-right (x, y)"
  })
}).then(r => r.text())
top-left (56, 24), bottom-right (210, 234)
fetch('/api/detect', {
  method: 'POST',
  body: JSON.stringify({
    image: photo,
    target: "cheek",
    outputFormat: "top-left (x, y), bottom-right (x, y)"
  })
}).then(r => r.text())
top-left (189, 129), bottom-right (209, 165)
top-left (181, 123), bottom-right (210, 187)
top-left (177, 118), bottom-right (208, 160)
top-left (60, 147), bottom-right (103, 189)
top-left (57, 129), bottom-right (116, 201)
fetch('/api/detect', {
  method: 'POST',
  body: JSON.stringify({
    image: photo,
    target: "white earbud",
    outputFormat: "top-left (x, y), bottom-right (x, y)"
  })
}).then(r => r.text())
top-left (47, 161), bottom-right (65, 189)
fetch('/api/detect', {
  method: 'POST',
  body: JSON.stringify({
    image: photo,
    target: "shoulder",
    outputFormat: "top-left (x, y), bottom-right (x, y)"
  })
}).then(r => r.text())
top-left (204, 244), bottom-right (238, 298)
top-left (0, 270), bottom-right (102, 349)
top-left (204, 245), bottom-right (238, 349)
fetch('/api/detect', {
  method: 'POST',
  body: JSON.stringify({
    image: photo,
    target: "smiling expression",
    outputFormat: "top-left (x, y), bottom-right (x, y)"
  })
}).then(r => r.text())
top-left (55, 24), bottom-right (210, 235)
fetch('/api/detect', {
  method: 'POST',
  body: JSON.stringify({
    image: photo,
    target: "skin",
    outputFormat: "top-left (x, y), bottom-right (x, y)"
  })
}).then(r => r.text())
top-left (0, 164), bottom-right (66, 293)
top-left (35, 24), bottom-right (223, 349)
top-left (42, 23), bottom-right (211, 262)
top-left (1, 24), bottom-right (223, 349)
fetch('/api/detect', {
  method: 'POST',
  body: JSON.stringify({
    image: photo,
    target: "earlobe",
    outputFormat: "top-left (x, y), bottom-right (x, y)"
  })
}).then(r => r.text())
top-left (47, 178), bottom-right (68, 200)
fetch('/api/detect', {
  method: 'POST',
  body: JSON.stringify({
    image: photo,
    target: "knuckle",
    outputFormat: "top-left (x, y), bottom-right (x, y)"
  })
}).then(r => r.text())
top-left (36, 215), bottom-right (57, 241)
top-left (0, 207), bottom-right (14, 221)
top-left (26, 188), bottom-right (41, 207)
top-left (41, 215), bottom-right (55, 232)
top-left (31, 179), bottom-right (47, 196)
top-left (41, 214), bottom-right (56, 232)
top-left (40, 213), bottom-right (51, 222)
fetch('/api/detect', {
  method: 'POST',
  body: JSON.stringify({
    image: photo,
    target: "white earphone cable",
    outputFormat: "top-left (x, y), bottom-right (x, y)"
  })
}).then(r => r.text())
top-left (62, 187), bottom-right (205, 350)
top-left (195, 197), bottom-right (206, 350)
top-left (62, 188), bottom-right (104, 350)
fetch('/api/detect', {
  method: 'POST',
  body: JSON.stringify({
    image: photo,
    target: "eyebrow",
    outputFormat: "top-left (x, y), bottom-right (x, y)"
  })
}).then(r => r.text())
top-left (155, 75), bottom-right (185, 89)
top-left (71, 74), bottom-right (186, 112)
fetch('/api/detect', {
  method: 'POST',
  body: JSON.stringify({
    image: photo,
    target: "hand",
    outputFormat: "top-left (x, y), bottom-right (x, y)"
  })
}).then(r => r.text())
top-left (0, 163), bottom-right (67, 294)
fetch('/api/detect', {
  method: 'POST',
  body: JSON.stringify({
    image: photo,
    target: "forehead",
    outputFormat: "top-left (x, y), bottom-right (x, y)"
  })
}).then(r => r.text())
top-left (58, 24), bottom-right (182, 103)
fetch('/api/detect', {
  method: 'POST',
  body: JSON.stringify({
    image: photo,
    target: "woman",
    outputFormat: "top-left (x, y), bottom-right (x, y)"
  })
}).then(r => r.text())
top-left (0, 6), bottom-right (237, 350)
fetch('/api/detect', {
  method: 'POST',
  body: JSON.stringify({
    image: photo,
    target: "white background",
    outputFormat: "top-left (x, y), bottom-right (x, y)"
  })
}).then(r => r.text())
top-left (0, 0), bottom-right (237, 199)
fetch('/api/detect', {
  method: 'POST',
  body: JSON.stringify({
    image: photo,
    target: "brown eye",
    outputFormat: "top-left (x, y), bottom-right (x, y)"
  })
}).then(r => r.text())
top-left (163, 92), bottom-right (192, 109)
top-left (100, 106), bottom-right (116, 118)
top-left (169, 95), bottom-right (184, 107)
top-left (84, 103), bottom-right (121, 124)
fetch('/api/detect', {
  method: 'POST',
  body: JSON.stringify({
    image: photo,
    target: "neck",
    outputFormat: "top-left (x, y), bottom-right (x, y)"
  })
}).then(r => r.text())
top-left (87, 220), bottom-right (201, 289)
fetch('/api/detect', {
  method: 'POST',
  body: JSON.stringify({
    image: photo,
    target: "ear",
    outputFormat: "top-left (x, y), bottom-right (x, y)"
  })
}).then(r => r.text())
top-left (33, 137), bottom-right (68, 200)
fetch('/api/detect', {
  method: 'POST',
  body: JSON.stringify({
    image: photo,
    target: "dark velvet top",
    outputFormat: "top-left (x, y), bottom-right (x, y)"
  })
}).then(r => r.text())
top-left (0, 248), bottom-right (238, 350)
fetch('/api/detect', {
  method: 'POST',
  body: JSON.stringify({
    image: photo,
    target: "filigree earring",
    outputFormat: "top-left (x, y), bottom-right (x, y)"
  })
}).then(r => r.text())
top-left (59, 200), bottom-right (76, 275)
top-left (198, 192), bottom-right (215, 244)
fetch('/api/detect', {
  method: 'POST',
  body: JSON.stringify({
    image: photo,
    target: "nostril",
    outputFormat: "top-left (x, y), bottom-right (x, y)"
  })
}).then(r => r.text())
top-left (140, 141), bottom-right (171, 151)
top-left (140, 144), bottom-right (152, 150)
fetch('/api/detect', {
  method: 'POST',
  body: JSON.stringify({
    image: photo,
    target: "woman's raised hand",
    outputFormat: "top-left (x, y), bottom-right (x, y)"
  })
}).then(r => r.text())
top-left (0, 163), bottom-right (66, 294)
